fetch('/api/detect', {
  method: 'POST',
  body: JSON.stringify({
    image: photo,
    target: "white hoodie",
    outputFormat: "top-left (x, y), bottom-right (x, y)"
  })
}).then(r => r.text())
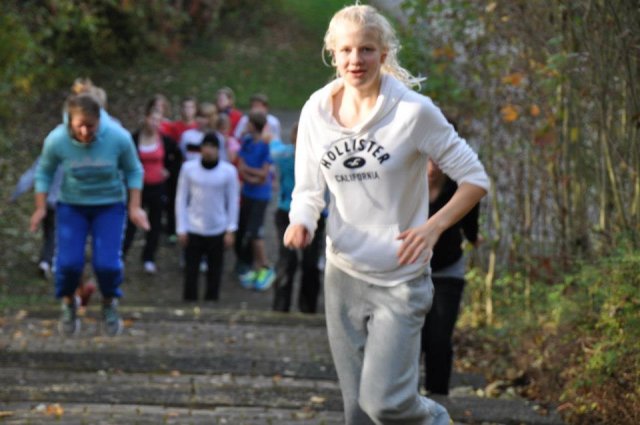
top-left (290, 75), bottom-right (490, 286)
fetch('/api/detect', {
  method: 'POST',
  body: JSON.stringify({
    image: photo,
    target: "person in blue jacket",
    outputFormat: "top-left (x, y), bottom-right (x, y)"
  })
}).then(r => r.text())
top-left (30, 93), bottom-right (149, 337)
top-left (11, 157), bottom-right (63, 277)
top-left (270, 122), bottom-right (326, 313)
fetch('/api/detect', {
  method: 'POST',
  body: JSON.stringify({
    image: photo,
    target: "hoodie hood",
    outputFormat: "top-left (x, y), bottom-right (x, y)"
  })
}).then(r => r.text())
top-left (312, 74), bottom-right (409, 137)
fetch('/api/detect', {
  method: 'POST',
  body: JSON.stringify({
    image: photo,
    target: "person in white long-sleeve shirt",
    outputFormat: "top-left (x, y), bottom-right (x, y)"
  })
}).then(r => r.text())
top-left (175, 133), bottom-right (239, 301)
top-left (284, 5), bottom-right (489, 425)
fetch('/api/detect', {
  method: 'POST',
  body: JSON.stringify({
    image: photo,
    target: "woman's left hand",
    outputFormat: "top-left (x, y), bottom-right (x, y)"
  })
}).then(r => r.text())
top-left (129, 207), bottom-right (150, 231)
top-left (396, 222), bottom-right (439, 265)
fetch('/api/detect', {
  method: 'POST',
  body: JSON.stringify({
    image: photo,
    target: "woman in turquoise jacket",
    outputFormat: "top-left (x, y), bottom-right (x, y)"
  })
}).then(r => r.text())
top-left (30, 93), bottom-right (149, 337)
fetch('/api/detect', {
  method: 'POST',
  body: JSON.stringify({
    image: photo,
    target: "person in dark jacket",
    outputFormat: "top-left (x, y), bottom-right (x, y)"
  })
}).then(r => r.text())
top-left (421, 158), bottom-right (482, 395)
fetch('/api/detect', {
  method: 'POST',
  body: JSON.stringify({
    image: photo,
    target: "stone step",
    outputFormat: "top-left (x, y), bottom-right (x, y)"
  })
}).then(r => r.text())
top-left (0, 367), bottom-right (343, 411)
top-left (18, 305), bottom-right (329, 327)
top-left (0, 316), bottom-right (335, 379)
top-left (0, 402), bottom-right (344, 425)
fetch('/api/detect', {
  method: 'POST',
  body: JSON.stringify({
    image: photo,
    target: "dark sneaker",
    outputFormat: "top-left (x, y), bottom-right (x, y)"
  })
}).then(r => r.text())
top-left (102, 300), bottom-right (123, 336)
top-left (254, 267), bottom-right (275, 292)
top-left (58, 300), bottom-right (80, 336)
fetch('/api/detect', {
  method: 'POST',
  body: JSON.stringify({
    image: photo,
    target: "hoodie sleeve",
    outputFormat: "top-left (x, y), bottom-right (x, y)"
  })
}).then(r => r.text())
top-left (417, 99), bottom-right (490, 192)
top-left (288, 104), bottom-right (327, 238)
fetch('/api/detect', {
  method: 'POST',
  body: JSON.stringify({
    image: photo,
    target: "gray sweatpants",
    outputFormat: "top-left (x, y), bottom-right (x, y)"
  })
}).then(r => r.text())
top-left (324, 260), bottom-right (449, 425)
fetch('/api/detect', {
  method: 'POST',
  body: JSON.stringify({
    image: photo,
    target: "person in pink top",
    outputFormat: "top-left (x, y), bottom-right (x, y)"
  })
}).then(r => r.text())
top-left (122, 98), bottom-right (183, 273)
top-left (215, 87), bottom-right (243, 136)
top-left (150, 93), bottom-right (174, 139)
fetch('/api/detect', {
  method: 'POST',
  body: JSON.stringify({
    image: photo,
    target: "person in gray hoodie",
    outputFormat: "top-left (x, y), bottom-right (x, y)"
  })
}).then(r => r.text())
top-left (284, 4), bottom-right (490, 425)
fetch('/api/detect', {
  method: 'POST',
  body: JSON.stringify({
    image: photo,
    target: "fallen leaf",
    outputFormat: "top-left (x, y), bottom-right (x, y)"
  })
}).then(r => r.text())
top-left (45, 404), bottom-right (64, 417)
top-left (293, 406), bottom-right (316, 419)
top-left (501, 105), bottom-right (519, 123)
top-left (310, 395), bottom-right (326, 404)
top-left (501, 72), bottom-right (524, 86)
top-left (530, 104), bottom-right (541, 117)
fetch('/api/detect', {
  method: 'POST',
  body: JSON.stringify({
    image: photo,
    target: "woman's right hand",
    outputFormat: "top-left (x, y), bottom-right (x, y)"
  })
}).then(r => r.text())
top-left (29, 208), bottom-right (47, 232)
top-left (284, 224), bottom-right (310, 249)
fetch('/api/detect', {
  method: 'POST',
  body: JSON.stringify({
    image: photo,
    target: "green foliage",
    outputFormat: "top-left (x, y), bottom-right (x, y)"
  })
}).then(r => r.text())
top-left (399, 0), bottom-right (478, 111)
top-left (552, 253), bottom-right (640, 374)
top-left (0, 0), bottom-right (224, 121)
top-left (462, 251), bottom-right (640, 423)
top-left (218, 0), bottom-right (283, 36)
top-left (548, 252), bottom-right (640, 423)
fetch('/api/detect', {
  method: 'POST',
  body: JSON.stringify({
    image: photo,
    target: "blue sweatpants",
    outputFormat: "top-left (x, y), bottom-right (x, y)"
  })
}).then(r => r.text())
top-left (54, 202), bottom-right (126, 299)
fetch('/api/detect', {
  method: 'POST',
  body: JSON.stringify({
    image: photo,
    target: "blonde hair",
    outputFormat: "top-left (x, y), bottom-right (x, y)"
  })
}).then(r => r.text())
top-left (323, 4), bottom-right (424, 89)
top-left (70, 77), bottom-right (108, 108)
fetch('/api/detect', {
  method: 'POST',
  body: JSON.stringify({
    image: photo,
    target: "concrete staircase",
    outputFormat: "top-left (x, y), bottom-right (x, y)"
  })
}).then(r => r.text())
top-left (0, 304), bottom-right (564, 425)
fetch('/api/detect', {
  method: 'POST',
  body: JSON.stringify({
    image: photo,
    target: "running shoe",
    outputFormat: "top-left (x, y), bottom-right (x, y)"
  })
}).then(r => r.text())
top-left (58, 300), bottom-right (80, 336)
top-left (38, 261), bottom-right (52, 279)
top-left (428, 402), bottom-right (452, 425)
top-left (238, 270), bottom-right (256, 290)
top-left (254, 267), bottom-right (275, 292)
top-left (143, 261), bottom-right (157, 274)
top-left (102, 300), bottom-right (123, 336)
top-left (199, 260), bottom-right (208, 273)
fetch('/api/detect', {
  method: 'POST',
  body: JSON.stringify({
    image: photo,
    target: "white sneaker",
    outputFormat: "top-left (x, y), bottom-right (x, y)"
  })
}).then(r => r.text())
top-left (143, 261), bottom-right (157, 274)
top-left (38, 261), bottom-right (52, 278)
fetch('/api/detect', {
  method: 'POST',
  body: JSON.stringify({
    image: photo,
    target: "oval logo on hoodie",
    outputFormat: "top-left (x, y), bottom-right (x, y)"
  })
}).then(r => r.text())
top-left (343, 156), bottom-right (366, 169)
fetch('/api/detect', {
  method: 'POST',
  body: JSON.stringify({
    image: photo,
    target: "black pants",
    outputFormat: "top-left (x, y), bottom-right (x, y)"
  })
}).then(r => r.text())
top-left (164, 174), bottom-right (178, 235)
top-left (421, 276), bottom-right (465, 395)
top-left (40, 206), bottom-right (56, 265)
top-left (272, 209), bottom-right (325, 314)
top-left (234, 196), bottom-right (269, 268)
top-left (184, 232), bottom-right (224, 301)
top-left (122, 183), bottom-right (164, 262)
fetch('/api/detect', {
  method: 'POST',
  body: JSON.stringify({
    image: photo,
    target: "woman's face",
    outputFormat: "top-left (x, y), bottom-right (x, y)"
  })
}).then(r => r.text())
top-left (216, 93), bottom-right (231, 110)
top-left (332, 22), bottom-right (387, 91)
top-left (182, 100), bottom-right (197, 121)
top-left (145, 110), bottom-right (162, 132)
top-left (70, 112), bottom-right (99, 144)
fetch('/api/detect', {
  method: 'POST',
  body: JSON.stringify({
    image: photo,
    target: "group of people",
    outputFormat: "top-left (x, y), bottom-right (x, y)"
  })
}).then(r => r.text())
top-left (21, 76), bottom-right (318, 333)
top-left (20, 3), bottom-right (491, 424)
